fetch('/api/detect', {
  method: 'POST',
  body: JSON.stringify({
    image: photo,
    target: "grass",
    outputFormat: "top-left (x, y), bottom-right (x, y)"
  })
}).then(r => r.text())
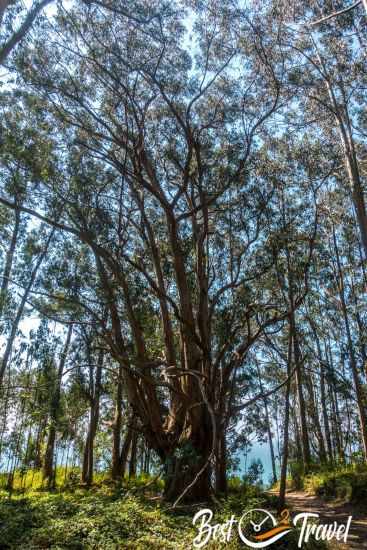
top-left (0, 472), bottom-right (327, 549)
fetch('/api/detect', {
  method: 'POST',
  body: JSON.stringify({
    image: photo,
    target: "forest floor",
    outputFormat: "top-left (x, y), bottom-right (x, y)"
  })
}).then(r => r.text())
top-left (285, 490), bottom-right (367, 549)
top-left (0, 485), bottom-right (327, 549)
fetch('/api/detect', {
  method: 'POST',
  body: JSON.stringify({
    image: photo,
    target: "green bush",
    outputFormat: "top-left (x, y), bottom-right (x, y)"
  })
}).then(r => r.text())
top-left (289, 461), bottom-right (304, 490)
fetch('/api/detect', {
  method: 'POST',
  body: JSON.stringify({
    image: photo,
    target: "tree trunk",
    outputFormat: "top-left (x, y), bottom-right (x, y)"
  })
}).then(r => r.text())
top-left (309, 319), bottom-right (334, 463)
top-left (333, 226), bottom-right (367, 462)
top-left (305, 373), bottom-right (327, 464)
top-left (256, 363), bottom-right (277, 484)
top-left (144, 446), bottom-right (151, 475)
top-left (293, 411), bottom-right (303, 463)
top-left (0, 229), bottom-right (53, 389)
top-left (129, 429), bottom-right (138, 478)
top-left (0, 206), bottom-right (20, 314)
top-left (286, 239), bottom-right (311, 472)
top-left (111, 363), bottom-right (123, 480)
top-left (43, 324), bottom-right (73, 486)
top-left (279, 332), bottom-right (292, 511)
top-left (82, 349), bottom-right (103, 485)
top-left (291, 315), bottom-right (311, 471)
top-left (215, 428), bottom-right (228, 495)
top-left (312, 42), bottom-right (367, 259)
top-left (328, 374), bottom-right (344, 462)
top-left (320, 365), bottom-right (333, 463)
top-left (164, 452), bottom-right (211, 503)
top-left (163, 411), bottom-right (213, 503)
top-left (119, 415), bottom-right (135, 477)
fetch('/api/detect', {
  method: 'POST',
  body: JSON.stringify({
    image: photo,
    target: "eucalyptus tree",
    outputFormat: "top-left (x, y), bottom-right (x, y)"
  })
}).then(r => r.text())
top-left (43, 323), bottom-right (73, 486)
top-left (0, 94), bottom-right (60, 390)
top-left (322, 193), bottom-right (367, 461)
top-left (274, 1), bottom-right (367, 259)
top-left (0, 0), bottom-right (296, 500)
top-left (1, 0), bottom-right (365, 504)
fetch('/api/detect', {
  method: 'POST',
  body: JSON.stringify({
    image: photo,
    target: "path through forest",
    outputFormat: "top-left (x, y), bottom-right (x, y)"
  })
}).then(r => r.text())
top-left (285, 491), bottom-right (367, 548)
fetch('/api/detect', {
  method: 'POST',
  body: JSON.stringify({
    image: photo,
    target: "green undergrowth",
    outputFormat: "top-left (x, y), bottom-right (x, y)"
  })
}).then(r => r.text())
top-left (274, 461), bottom-right (367, 506)
top-left (0, 468), bottom-right (164, 494)
top-left (0, 482), bottom-right (327, 549)
top-left (304, 463), bottom-right (367, 504)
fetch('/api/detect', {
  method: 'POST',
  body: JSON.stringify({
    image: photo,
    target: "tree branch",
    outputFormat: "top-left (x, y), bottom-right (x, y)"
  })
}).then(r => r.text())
top-left (306, 1), bottom-right (361, 27)
top-left (0, 0), bottom-right (53, 65)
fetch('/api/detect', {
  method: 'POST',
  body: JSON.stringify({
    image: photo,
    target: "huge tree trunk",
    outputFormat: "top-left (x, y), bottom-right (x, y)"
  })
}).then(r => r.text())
top-left (164, 451), bottom-right (211, 503)
top-left (163, 409), bottom-right (213, 502)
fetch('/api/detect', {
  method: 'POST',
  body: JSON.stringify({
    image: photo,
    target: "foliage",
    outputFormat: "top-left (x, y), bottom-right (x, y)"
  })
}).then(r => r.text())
top-left (243, 459), bottom-right (265, 487)
top-left (0, 487), bottom-right (327, 549)
top-left (303, 464), bottom-right (367, 505)
top-left (289, 461), bottom-right (305, 491)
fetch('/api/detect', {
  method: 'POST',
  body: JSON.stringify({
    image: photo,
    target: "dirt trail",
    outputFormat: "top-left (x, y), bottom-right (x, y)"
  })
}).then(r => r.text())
top-left (285, 491), bottom-right (367, 549)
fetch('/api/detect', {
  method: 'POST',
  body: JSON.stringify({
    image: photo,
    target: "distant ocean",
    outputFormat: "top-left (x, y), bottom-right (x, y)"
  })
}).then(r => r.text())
top-left (237, 442), bottom-right (277, 488)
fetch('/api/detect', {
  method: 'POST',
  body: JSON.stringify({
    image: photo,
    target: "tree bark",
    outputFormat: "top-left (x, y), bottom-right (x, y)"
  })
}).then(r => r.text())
top-left (320, 364), bottom-right (333, 463)
top-left (311, 42), bottom-right (367, 259)
top-left (163, 408), bottom-right (213, 502)
top-left (309, 318), bottom-right (334, 463)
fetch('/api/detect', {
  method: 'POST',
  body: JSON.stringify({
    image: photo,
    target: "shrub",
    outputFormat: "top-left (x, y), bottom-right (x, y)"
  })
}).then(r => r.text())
top-left (289, 461), bottom-right (304, 490)
top-left (303, 464), bottom-right (367, 505)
